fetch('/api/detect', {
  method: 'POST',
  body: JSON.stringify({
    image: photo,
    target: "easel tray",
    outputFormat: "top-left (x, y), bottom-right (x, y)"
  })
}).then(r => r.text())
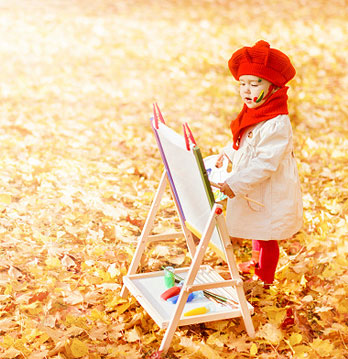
top-left (123, 265), bottom-right (254, 329)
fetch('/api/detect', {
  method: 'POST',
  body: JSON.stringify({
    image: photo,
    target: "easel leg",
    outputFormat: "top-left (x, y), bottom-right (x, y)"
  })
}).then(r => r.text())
top-left (159, 204), bottom-right (219, 354)
top-left (179, 221), bottom-right (196, 258)
top-left (215, 213), bottom-right (255, 337)
top-left (120, 171), bottom-right (168, 298)
top-left (166, 178), bottom-right (196, 258)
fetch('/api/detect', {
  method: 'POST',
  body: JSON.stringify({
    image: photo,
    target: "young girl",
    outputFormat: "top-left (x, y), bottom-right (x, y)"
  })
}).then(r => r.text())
top-left (217, 40), bottom-right (303, 286)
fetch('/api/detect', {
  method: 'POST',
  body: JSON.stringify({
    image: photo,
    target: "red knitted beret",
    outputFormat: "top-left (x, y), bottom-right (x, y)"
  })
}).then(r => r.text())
top-left (228, 40), bottom-right (296, 87)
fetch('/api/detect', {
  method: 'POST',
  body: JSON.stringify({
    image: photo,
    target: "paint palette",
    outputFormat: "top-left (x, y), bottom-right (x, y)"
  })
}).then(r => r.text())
top-left (204, 155), bottom-right (231, 202)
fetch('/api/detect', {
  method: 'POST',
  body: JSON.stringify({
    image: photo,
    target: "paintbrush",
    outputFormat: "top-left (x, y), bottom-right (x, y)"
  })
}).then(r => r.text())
top-left (166, 269), bottom-right (239, 308)
top-left (210, 181), bottom-right (264, 207)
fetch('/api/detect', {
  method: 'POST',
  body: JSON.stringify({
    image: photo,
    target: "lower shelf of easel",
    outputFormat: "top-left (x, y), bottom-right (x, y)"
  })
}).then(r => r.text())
top-left (123, 265), bottom-right (254, 329)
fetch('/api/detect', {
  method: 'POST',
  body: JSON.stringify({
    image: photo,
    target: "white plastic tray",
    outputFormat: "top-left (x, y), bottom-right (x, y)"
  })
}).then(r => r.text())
top-left (123, 265), bottom-right (253, 329)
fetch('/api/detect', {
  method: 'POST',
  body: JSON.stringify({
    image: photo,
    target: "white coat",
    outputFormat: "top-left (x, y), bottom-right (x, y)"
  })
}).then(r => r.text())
top-left (223, 114), bottom-right (303, 241)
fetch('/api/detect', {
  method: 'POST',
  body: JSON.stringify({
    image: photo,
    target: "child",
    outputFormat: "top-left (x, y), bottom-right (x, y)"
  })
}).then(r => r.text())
top-left (216, 40), bottom-right (303, 286)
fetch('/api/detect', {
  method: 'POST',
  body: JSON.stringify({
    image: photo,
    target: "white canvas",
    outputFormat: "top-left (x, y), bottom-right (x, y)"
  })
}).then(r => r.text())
top-left (156, 122), bottom-right (224, 255)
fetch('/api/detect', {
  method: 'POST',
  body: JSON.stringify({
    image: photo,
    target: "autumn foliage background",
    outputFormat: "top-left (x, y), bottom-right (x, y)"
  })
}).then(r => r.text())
top-left (0, 0), bottom-right (347, 358)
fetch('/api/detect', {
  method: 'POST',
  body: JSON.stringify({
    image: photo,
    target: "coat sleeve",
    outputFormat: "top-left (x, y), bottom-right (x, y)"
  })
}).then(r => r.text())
top-left (225, 118), bottom-right (291, 196)
top-left (223, 142), bottom-right (235, 163)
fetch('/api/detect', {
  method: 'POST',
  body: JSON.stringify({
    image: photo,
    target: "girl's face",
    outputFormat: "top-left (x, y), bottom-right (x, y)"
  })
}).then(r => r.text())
top-left (239, 75), bottom-right (274, 108)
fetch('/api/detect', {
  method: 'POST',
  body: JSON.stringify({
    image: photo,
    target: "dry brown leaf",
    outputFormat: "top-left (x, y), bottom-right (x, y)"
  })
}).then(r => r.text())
top-left (0, 347), bottom-right (21, 359)
top-left (0, 318), bottom-right (17, 332)
top-left (61, 254), bottom-right (77, 268)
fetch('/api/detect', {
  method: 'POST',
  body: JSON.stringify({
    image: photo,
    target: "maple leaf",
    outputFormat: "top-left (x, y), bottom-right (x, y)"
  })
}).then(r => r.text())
top-left (68, 338), bottom-right (89, 358)
top-left (8, 265), bottom-right (23, 280)
top-left (28, 291), bottom-right (49, 304)
top-left (125, 326), bottom-right (142, 343)
top-left (0, 317), bottom-right (16, 331)
top-left (0, 347), bottom-right (21, 359)
top-left (310, 338), bottom-right (335, 357)
top-left (61, 254), bottom-right (77, 268)
top-left (257, 323), bottom-right (283, 345)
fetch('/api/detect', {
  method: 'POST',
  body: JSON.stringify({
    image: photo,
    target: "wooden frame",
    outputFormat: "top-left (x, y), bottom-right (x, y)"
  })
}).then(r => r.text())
top-left (121, 106), bottom-right (254, 355)
top-left (121, 171), bottom-right (255, 355)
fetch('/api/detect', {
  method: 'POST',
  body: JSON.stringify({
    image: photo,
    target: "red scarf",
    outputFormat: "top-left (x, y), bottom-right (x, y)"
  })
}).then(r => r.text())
top-left (230, 86), bottom-right (289, 150)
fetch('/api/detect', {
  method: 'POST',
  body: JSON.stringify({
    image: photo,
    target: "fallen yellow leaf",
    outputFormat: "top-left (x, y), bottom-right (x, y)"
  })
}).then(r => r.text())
top-left (289, 333), bottom-right (302, 346)
top-left (310, 338), bottom-right (335, 357)
top-left (257, 323), bottom-right (283, 345)
top-left (0, 193), bottom-right (11, 204)
top-left (0, 347), bottom-right (21, 359)
top-left (45, 256), bottom-right (61, 269)
top-left (69, 338), bottom-right (89, 358)
top-left (250, 343), bottom-right (258, 356)
top-left (125, 326), bottom-right (141, 343)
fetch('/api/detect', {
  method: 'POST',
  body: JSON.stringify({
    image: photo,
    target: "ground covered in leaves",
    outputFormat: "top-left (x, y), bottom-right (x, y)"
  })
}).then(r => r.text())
top-left (0, 0), bottom-right (347, 358)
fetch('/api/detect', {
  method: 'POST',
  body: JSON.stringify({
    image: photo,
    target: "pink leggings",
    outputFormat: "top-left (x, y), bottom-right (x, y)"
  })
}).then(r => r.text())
top-left (252, 240), bottom-right (279, 284)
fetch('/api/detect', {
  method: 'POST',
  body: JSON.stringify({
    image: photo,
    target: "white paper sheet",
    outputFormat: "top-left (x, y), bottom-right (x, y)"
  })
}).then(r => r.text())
top-left (156, 122), bottom-right (224, 255)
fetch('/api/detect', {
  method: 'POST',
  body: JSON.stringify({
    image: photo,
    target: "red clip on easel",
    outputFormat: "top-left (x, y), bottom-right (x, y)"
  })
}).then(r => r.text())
top-left (154, 104), bottom-right (195, 152)
top-left (183, 122), bottom-right (196, 151)
top-left (153, 103), bottom-right (165, 129)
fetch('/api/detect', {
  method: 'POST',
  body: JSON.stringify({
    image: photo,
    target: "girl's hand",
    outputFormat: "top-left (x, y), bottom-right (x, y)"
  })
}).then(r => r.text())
top-left (215, 153), bottom-right (225, 168)
top-left (219, 182), bottom-right (235, 198)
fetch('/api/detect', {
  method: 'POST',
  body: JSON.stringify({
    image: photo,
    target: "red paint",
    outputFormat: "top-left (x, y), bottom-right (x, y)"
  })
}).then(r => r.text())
top-left (160, 286), bottom-right (181, 300)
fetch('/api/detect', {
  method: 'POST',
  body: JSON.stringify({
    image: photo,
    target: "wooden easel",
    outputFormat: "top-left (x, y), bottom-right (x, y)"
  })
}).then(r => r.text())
top-left (121, 171), bottom-right (255, 355)
top-left (121, 105), bottom-right (255, 355)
